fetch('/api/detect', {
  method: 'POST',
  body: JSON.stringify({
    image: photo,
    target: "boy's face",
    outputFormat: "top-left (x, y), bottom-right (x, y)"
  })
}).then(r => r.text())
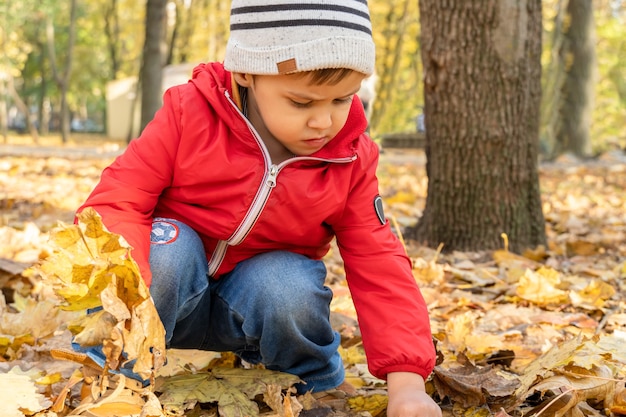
top-left (234, 70), bottom-right (366, 160)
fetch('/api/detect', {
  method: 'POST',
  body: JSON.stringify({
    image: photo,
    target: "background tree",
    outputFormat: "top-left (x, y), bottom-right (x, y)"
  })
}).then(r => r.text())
top-left (2, 1), bottom-right (625, 150)
top-left (555, 0), bottom-right (595, 158)
top-left (411, 0), bottom-right (547, 253)
top-left (45, 0), bottom-right (78, 143)
top-left (1, 0), bottom-right (37, 142)
top-left (586, 1), bottom-right (624, 151)
top-left (140, 0), bottom-right (168, 133)
top-left (540, 0), bottom-right (567, 157)
top-left (103, 0), bottom-right (123, 80)
top-left (369, 0), bottom-right (422, 136)
top-left (543, 0), bottom-right (596, 158)
top-left (5, 74), bottom-right (39, 142)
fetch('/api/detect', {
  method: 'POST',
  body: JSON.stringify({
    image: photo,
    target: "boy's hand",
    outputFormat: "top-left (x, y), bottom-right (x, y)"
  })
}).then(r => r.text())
top-left (386, 372), bottom-right (442, 417)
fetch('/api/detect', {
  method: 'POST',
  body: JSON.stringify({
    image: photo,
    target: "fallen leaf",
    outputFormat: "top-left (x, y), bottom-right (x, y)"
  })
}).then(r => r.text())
top-left (529, 364), bottom-right (615, 417)
top-left (347, 393), bottom-right (388, 416)
top-left (516, 267), bottom-right (569, 306)
top-left (433, 360), bottom-right (520, 409)
top-left (0, 366), bottom-right (52, 417)
top-left (33, 208), bottom-right (166, 379)
top-left (569, 279), bottom-right (616, 310)
top-left (158, 368), bottom-right (301, 417)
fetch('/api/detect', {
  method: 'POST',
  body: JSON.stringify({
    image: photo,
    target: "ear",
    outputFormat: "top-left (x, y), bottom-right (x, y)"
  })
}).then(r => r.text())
top-left (233, 72), bottom-right (254, 87)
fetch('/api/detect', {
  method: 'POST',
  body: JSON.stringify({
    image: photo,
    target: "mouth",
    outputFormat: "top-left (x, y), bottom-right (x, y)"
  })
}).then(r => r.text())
top-left (303, 137), bottom-right (328, 146)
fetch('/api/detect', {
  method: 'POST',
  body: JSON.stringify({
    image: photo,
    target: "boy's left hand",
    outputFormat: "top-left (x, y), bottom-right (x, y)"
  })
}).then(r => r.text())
top-left (386, 372), bottom-right (442, 417)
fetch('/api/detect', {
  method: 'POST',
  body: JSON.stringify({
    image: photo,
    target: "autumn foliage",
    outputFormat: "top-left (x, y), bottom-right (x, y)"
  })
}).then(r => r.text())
top-left (1, 149), bottom-right (626, 416)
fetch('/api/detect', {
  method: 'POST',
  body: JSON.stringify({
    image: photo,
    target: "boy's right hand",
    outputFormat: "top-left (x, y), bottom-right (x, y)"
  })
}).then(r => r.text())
top-left (386, 372), bottom-right (442, 417)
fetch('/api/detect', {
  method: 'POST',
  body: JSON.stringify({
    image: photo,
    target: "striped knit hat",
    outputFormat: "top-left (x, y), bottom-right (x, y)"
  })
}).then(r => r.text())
top-left (224, 0), bottom-right (375, 76)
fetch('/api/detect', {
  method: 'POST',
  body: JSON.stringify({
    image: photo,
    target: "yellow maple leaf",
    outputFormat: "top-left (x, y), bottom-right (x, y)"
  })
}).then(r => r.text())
top-left (570, 279), bottom-right (616, 310)
top-left (445, 311), bottom-right (478, 353)
top-left (339, 345), bottom-right (367, 365)
top-left (516, 267), bottom-right (569, 306)
top-left (347, 393), bottom-right (388, 416)
top-left (34, 207), bottom-right (166, 380)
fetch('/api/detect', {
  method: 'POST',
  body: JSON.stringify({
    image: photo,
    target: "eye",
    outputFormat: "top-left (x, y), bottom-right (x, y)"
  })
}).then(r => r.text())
top-left (290, 99), bottom-right (312, 108)
top-left (334, 96), bottom-right (354, 105)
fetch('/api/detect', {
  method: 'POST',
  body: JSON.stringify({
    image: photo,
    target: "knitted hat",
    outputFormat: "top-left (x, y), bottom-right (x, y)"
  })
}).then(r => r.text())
top-left (224, 0), bottom-right (376, 76)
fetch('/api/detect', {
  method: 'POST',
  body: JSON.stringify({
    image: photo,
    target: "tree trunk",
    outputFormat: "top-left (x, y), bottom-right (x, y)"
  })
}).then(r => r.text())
top-left (412, 0), bottom-right (546, 253)
top-left (539, 0), bottom-right (567, 157)
top-left (140, 0), bottom-right (168, 133)
top-left (46, 0), bottom-right (78, 143)
top-left (7, 74), bottom-right (39, 143)
top-left (368, 0), bottom-right (411, 134)
top-left (552, 0), bottom-right (595, 158)
top-left (38, 42), bottom-right (50, 136)
top-left (104, 0), bottom-right (121, 80)
top-left (0, 77), bottom-right (8, 142)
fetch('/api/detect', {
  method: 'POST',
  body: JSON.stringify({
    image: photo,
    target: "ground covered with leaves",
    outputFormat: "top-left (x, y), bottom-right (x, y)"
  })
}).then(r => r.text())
top-left (0, 143), bottom-right (625, 417)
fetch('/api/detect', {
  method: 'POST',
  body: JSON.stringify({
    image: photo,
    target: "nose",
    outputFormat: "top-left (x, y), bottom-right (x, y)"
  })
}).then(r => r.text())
top-left (308, 108), bottom-right (332, 130)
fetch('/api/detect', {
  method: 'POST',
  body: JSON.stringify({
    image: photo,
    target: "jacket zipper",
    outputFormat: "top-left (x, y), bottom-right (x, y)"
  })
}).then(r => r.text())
top-left (207, 91), bottom-right (356, 277)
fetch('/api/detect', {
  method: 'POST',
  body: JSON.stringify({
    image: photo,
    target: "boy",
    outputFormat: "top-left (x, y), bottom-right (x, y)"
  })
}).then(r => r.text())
top-left (77, 1), bottom-right (441, 416)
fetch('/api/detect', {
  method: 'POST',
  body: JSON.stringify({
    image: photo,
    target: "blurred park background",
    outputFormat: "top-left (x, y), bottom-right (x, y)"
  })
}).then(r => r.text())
top-left (1, 0), bottom-right (624, 156)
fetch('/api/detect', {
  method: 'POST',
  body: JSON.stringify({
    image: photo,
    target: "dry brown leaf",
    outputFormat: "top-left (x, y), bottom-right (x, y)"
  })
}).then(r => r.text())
top-left (493, 248), bottom-right (541, 270)
top-left (529, 365), bottom-right (615, 417)
top-left (515, 335), bottom-right (585, 398)
top-left (0, 291), bottom-right (76, 340)
top-left (610, 383), bottom-right (626, 415)
top-left (72, 375), bottom-right (146, 417)
top-left (263, 384), bottom-right (302, 417)
top-left (566, 239), bottom-right (600, 257)
top-left (413, 256), bottom-right (445, 284)
top-left (433, 359), bottom-right (520, 409)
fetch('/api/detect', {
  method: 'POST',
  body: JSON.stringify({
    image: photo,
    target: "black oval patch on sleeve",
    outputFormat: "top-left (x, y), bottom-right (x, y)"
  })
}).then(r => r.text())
top-left (373, 195), bottom-right (385, 225)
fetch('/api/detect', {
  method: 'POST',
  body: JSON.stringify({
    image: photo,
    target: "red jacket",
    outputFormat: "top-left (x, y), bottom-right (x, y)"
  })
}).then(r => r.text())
top-left (79, 62), bottom-right (435, 381)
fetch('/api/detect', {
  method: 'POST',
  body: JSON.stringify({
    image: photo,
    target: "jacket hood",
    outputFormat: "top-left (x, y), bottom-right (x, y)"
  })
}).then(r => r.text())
top-left (189, 62), bottom-right (369, 159)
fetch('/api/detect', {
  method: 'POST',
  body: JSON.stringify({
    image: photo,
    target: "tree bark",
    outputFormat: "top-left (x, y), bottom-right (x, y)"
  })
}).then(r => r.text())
top-left (412, 0), bottom-right (546, 253)
top-left (140, 0), bottom-right (168, 133)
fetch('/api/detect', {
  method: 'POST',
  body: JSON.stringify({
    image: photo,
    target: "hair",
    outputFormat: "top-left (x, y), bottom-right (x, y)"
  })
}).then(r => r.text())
top-left (246, 67), bottom-right (362, 86)
top-left (294, 68), bottom-right (362, 86)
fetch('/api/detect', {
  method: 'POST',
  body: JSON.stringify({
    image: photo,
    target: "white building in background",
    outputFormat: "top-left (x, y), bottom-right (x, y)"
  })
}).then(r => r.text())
top-left (358, 73), bottom-right (378, 123)
top-left (106, 63), bottom-right (197, 140)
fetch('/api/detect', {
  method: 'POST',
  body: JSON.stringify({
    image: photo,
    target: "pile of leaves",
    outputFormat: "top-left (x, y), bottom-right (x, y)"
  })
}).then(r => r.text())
top-left (1, 148), bottom-right (626, 417)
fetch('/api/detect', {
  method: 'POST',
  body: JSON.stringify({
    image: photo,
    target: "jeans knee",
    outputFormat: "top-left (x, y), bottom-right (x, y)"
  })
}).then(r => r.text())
top-left (148, 218), bottom-right (208, 323)
top-left (234, 252), bottom-right (332, 330)
top-left (149, 218), bottom-right (206, 279)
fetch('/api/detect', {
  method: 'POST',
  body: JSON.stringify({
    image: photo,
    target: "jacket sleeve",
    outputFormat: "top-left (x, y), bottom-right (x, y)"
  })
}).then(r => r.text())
top-left (77, 88), bottom-right (183, 286)
top-left (332, 138), bottom-right (436, 381)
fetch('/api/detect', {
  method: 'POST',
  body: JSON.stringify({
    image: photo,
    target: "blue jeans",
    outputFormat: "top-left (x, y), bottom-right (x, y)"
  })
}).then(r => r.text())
top-left (147, 218), bottom-right (344, 393)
